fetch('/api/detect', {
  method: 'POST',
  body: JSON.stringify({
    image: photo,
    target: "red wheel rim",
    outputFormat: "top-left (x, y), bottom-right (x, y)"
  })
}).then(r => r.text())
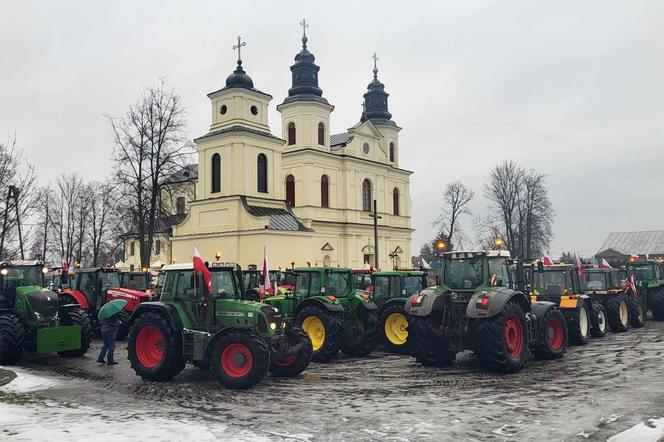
top-left (273, 354), bottom-right (297, 367)
top-left (221, 343), bottom-right (254, 378)
top-left (546, 318), bottom-right (564, 350)
top-left (504, 314), bottom-right (524, 358)
top-left (135, 325), bottom-right (164, 368)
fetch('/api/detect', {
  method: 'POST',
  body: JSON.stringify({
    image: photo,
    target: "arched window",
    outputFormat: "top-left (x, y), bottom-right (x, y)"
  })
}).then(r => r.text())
top-left (288, 122), bottom-right (296, 145)
top-left (389, 142), bottom-right (395, 162)
top-left (286, 174), bottom-right (295, 207)
top-left (176, 197), bottom-right (185, 215)
top-left (393, 187), bottom-right (400, 216)
top-left (321, 175), bottom-right (329, 208)
top-left (211, 153), bottom-right (221, 193)
top-left (362, 179), bottom-right (372, 212)
top-left (318, 122), bottom-right (325, 146)
top-left (257, 153), bottom-right (268, 193)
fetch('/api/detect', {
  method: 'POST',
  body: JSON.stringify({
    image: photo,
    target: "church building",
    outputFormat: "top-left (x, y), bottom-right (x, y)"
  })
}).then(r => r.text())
top-left (170, 28), bottom-right (413, 270)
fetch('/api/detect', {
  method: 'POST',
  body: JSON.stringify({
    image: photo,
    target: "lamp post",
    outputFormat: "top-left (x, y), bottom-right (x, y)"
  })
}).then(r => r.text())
top-left (435, 240), bottom-right (447, 256)
top-left (389, 247), bottom-right (400, 270)
top-left (494, 238), bottom-right (504, 250)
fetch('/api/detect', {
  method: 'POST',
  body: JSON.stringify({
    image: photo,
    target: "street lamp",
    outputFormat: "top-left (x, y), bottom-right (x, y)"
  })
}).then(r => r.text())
top-left (389, 247), bottom-right (401, 270)
top-left (215, 252), bottom-right (221, 262)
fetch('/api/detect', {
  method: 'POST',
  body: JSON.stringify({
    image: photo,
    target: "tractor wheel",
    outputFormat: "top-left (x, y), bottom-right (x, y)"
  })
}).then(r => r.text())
top-left (567, 305), bottom-right (591, 345)
top-left (211, 331), bottom-right (269, 389)
top-left (590, 303), bottom-right (608, 338)
top-left (408, 316), bottom-right (456, 366)
top-left (295, 306), bottom-right (343, 362)
top-left (341, 309), bottom-right (378, 357)
top-left (0, 312), bottom-right (25, 365)
top-left (629, 297), bottom-right (646, 328)
top-left (269, 326), bottom-right (313, 377)
top-left (115, 311), bottom-right (131, 341)
top-left (128, 311), bottom-right (185, 381)
top-left (534, 308), bottom-right (567, 359)
top-left (649, 288), bottom-right (664, 321)
top-left (57, 307), bottom-right (93, 357)
top-left (379, 303), bottom-right (411, 354)
top-left (473, 299), bottom-right (528, 373)
top-left (606, 295), bottom-right (630, 332)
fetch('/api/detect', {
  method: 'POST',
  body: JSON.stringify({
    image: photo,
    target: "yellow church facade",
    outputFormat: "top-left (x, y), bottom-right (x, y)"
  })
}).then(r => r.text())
top-left (170, 32), bottom-right (413, 270)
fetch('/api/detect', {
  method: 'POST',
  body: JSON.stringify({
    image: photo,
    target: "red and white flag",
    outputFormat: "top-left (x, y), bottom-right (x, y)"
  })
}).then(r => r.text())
top-left (600, 258), bottom-right (613, 269)
top-left (542, 255), bottom-right (554, 266)
top-left (259, 248), bottom-right (272, 299)
top-left (575, 253), bottom-right (585, 278)
top-left (630, 253), bottom-right (639, 261)
top-left (193, 247), bottom-right (213, 293)
top-left (490, 273), bottom-right (497, 286)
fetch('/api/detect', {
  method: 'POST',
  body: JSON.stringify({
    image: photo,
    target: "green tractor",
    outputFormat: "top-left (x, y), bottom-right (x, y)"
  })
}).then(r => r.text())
top-left (0, 261), bottom-right (92, 364)
top-left (407, 251), bottom-right (568, 373)
top-left (127, 263), bottom-right (312, 390)
top-left (372, 270), bottom-right (427, 354)
top-left (582, 267), bottom-right (645, 334)
top-left (626, 260), bottom-right (664, 320)
top-left (263, 267), bottom-right (378, 362)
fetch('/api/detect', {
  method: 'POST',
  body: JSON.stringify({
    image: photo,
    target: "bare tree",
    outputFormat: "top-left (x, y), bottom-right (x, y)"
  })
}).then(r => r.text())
top-left (87, 180), bottom-right (117, 266)
top-left (50, 173), bottom-right (86, 265)
top-left (109, 80), bottom-right (192, 268)
top-left (433, 181), bottom-right (474, 250)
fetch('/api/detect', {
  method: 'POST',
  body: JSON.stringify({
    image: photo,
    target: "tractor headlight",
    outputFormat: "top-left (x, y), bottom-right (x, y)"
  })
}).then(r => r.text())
top-left (34, 311), bottom-right (42, 321)
top-left (270, 322), bottom-right (277, 330)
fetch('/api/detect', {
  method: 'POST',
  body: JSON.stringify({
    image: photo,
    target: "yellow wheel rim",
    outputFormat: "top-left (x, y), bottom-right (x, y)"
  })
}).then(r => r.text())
top-left (302, 316), bottom-right (326, 351)
top-left (384, 312), bottom-right (409, 346)
top-left (619, 301), bottom-right (629, 326)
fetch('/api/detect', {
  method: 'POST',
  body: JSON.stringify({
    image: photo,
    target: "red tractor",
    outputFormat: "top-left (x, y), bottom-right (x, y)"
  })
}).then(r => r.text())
top-left (58, 267), bottom-right (151, 340)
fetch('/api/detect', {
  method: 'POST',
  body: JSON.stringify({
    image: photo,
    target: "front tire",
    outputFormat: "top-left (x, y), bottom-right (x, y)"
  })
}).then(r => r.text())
top-left (211, 331), bottom-right (269, 389)
top-left (473, 300), bottom-right (529, 373)
top-left (534, 308), bottom-right (567, 359)
top-left (57, 307), bottom-right (92, 357)
top-left (0, 312), bottom-right (25, 365)
top-left (649, 288), bottom-right (664, 321)
top-left (590, 303), bottom-right (608, 338)
top-left (408, 316), bottom-right (456, 366)
top-left (379, 303), bottom-right (411, 354)
top-left (296, 306), bottom-right (343, 362)
top-left (127, 311), bottom-right (185, 381)
top-left (629, 297), bottom-right (646, 328)
top-left (269, 326), bottom-right (313, 377)
top-left (341, 309), bottom-right (378, 357)
top-left (566, 305), bottom-right (590, 345)
top-left (606, 295), bottom-right (630, 332)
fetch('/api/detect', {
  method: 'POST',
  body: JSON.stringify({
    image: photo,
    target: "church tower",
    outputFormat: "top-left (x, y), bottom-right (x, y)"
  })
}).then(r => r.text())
top-left (195, 37), bottom-right (284, 200)
top-left (277, 20), bottom-right (334, 152)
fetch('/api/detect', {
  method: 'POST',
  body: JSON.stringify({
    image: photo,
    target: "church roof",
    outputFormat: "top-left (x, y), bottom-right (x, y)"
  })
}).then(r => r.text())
top-left (330, 132), bottom-right (349, 150)
top-left (597, 230), bottom-right (664, 255)
top-left (195, 125), bottom-right (284, 143)
top-left (241, 196), bottom-right (313, 232)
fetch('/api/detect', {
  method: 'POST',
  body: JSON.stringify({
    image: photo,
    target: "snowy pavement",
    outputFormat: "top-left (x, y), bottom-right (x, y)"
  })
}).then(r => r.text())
top-left (2, 318), bottom-right (664, 441)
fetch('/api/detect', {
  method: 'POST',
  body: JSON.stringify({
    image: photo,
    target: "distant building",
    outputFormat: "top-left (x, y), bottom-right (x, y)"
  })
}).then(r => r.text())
top-left (596, 230), bottom-right (664, 266)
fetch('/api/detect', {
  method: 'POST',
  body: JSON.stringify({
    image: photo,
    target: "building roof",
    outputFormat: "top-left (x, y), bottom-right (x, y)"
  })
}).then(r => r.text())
top-left (195, 125), bottom-right (284, 143)
top-left (330, 132), bottom-right (349, 150)
top-left (164, 164), bottom-right (198, 184)
top-left (597, 230), bottom-right (664, 255)
top-left (240, 196), bottom-right (313, 232)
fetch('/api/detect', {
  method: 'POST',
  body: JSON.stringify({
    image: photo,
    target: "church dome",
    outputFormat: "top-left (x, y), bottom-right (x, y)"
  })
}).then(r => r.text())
top-left (282, 32), bottom-right (328, 105)
top-left (361, 62), bottom-right (394, 125)
top-left (225, 60), bottom-right (254, 89)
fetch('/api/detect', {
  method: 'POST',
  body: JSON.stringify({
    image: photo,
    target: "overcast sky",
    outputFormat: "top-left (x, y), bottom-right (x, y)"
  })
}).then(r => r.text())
top-left (1, 0), bottom-right (663, 257)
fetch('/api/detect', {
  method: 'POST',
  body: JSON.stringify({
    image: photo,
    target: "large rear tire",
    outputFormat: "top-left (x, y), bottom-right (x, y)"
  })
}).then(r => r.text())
top-left (408, 316), bottom-right (456, 366)
top-left (473, 299), bottom-right (529, 373)
top-left (379, 303), bottom-right (411, 354)
top-left (295, 306), bottom-right (343, 362)
top-left (629, 297), bottom-right (646, 328)
top-left (115, 311), bottom-right (130, 341)
top-left (590, 303), bottom-right (608, 338)
top-left (341, 309), bottom-right (378, 357)
top-left (606, 295), bottom-right (630, 332)
top-left (211, 331), bottom-right (269, 390)
top-left (534, 308), bottom-right (567, 359)
top-left (57, 307), bottom-right (93, 357)
top-left (269, 326), bottom-right (312, 377)
top-left (649, 288), bottom-right (664, 321)
top-left (127, 311), bottom-right (185, 381)
top-left (566, 305), bottom-right (590, 345)
top-left (0, 312), bottom-right (25, 365)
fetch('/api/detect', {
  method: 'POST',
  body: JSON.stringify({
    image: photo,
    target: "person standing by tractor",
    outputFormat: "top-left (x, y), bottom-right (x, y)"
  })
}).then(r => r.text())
top-left (96, 299), bottom-right (128, 365)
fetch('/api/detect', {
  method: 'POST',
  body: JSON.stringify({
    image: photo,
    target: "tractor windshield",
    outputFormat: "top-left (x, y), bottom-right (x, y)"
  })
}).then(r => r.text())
top-left (294, 272), bottom-right (321, 298)
top-left (121, 273), bottom-right (149, 291)
top-left (1, 266), bottom-right (44, 288)
top-left (404, 275), bottom-right (424, 295)
top-left (327, 271), bottom-right (351, 297)
top-left (100, 272), bottom-right (120, 290)
top-left (631, 264), bottom-right (657, 281)
top-left (532, 270), bottom-right (572, 296)
top-left (209, 270), bottom-right (238, 299)
top-left (584, 272), bottom-right (608, 290)
top-left (444, 257), bottom-right (483, 290)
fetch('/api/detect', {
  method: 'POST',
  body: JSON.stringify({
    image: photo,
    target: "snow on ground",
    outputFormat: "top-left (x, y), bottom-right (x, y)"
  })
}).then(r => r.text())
top-left (607, 418), bottom-right (664, 442)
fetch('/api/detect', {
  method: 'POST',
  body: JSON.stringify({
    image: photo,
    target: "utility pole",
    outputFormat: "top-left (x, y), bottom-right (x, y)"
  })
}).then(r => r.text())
top-left (369, 199), bottom-right (382, 270)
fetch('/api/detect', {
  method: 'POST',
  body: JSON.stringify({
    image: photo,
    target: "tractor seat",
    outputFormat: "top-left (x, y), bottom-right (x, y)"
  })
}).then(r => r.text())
top-left (25, 290), bottom-right (60, 317)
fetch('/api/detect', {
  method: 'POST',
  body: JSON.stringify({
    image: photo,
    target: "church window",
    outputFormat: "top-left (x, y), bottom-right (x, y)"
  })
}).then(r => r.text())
top-left (286, 175), bottom-right (295, 207)
top-left (155, 239), bottom-right (161, 254)
top-left (220, 105), bottom-right (227, 115)
top-left (129, 241), bottom-right (135, 256)
top-left (257, 154), bottom-right (268, 193)
top-left (321, 175), bottom-right (329, 208)
top-left (251, 105), bottom-right (258, 115)
top-left (393, 188), bottom-right (400, 216)
top-left (318, 123), bottom-right (325, 146)
top-left (362, 143), bottom-right (370, 155)
top-left (362, 179), bottom-right (372, 212)
top-left (389, 142), bottom-right (395, 162)
top-left (211, 153), bottom-right (221, 193)
top-left (288, 122), bottom-right (296, 145)
top-left (176, 197), bottom-right (185, 215)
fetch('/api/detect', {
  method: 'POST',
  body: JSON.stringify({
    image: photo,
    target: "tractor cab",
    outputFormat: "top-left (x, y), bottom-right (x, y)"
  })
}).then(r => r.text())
top-left (627, 260), bottom-right (662, 289)
top-left (71, 268), bottom-right (122, 309)
top-left (119, 271), bottom-right (151, 293)
top-left (530, 264), bottom-right (582, 302)
top-left (0, 261), bottom-right (49, 311)
top-left (583, 268), bottom-right (621, 293)
top-left (438, 251), bottom-right (513, 297)
top-left (371, 270), bottom-right (426, 309)
top-left (352, 269), bottom-right (374, 293)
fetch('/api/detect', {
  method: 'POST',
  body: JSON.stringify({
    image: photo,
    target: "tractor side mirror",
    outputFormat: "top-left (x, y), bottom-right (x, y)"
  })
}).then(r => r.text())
top-left (320, 286), bottom-right (326, 294)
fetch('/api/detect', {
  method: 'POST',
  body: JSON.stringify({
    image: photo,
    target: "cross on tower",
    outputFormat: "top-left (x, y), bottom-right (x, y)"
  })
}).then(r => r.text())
top-left (300, 19), bottom-right (309, 37)
top-left (372, 53), bottom-right (379, 70)
top-left (233, 36), bottom-right (246, 63)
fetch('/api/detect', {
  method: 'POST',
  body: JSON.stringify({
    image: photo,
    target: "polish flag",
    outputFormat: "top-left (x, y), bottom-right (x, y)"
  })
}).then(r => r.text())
top-left (259, 249), bottom-right (272, 299)
top-left (490, 273), bottom-right (497, 286)
top-left (542, 255), bottom-right (554, 266)
top-left (193, 247), bottom-right (212, 293)
top-left (630, 254), bottom-right (639, 261)
top-left (575, 253), bottom-right (585, 278)
top-left (600, 258), bottom-right (613, 269)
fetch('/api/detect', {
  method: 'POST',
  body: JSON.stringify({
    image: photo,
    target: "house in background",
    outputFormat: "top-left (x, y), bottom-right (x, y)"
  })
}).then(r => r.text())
top-left (596, 230), bottom-right (664, 267)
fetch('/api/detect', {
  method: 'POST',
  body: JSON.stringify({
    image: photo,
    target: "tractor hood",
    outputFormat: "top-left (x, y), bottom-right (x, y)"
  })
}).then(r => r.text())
top-left (18, 287), bottom-right (60, 318)
top-left (107, 288), bottom-right (151, 301)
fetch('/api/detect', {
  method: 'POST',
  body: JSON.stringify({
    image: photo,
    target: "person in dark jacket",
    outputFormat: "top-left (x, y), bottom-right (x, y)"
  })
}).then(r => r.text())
top-left (97, 314), bottom-right (119, 365)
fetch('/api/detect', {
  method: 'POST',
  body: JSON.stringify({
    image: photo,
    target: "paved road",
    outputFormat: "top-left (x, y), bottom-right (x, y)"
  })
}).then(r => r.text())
top-left (3, 318), bottom-right (664, 441)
